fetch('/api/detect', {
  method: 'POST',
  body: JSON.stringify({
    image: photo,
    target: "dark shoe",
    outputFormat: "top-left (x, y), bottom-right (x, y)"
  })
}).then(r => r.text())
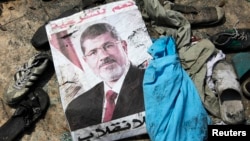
top-left (212, 60), bottom-right (245, 124)
top-left (171, 4), bottom-right (224, 26)
top-left (30, 6), bottom-right (81, 51)
top-left (0, 87), bottom-right (50, 141)
top-left (209, 28), bottom-right (250, 52)
top-left (4, 53), bottom-right (51, 106)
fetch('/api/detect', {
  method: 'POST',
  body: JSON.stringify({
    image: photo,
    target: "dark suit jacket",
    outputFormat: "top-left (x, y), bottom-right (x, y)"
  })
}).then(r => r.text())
top-left (65, 65), bottom-right (145, 131)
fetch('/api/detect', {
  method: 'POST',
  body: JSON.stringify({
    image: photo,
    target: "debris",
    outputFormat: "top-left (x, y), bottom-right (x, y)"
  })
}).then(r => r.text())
top-left (0, 24), bottom-right (7, 31)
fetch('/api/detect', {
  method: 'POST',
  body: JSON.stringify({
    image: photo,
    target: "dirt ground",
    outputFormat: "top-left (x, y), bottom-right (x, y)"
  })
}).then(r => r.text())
top-left (0, 0), bottom-right (250, 141)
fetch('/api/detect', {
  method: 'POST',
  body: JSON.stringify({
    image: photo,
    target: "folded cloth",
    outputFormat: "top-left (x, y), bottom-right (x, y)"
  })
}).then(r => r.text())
top-left (143, 36), bottom-right (211, 141)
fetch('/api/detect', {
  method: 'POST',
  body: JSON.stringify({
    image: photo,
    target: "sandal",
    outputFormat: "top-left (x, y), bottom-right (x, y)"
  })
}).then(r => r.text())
top-left (212, 60), bottom-right (245, 124)
top-left (0, 87), bottom-right (50, 141)
top-left (4, 53), bottom-right (51, 106)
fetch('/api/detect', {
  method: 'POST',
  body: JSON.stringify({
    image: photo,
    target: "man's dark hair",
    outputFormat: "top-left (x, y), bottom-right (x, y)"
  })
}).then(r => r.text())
top-left (80, 23), bottom-right (121, 54)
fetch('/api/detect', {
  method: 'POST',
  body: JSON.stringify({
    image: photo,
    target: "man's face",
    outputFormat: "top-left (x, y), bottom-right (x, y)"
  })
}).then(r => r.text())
top-left (82, 32), bottom-right (129, 82)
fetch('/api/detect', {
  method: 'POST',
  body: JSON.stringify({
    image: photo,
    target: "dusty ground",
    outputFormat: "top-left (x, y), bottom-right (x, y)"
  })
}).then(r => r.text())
top-left (0, 0), bottom-right (250, 141)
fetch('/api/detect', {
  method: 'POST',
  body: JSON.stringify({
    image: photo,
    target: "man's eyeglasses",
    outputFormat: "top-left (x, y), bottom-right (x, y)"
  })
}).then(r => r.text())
top-left (84, 41), bottom-right (120, 58)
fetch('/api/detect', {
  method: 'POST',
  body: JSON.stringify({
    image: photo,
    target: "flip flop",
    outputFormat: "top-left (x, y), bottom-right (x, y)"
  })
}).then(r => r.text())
top-left (0, 87), bottom-right (50, 141)
top-left (212, 60), bottom-right (245, 124)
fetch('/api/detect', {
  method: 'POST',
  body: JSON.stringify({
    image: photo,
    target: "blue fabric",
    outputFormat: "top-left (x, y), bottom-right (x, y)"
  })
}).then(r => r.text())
top-left (143, 36), bottom-right (211, 141)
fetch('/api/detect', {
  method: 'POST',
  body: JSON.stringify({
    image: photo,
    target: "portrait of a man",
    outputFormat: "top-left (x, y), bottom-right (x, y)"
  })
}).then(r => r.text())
top-left (65, 23), bottom-right (145, 131)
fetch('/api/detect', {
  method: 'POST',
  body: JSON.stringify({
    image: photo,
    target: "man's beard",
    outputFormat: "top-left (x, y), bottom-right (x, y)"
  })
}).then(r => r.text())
top-left (99, 64), bottom-right (125, 82)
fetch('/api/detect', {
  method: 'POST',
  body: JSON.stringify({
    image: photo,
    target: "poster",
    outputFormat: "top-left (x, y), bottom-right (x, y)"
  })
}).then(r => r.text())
top-left (46, 0), bottom-right (152, 140)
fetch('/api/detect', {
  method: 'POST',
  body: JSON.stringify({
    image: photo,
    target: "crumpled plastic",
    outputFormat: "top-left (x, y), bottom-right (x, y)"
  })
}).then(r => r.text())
top-left (143, 36), bottom-right (211, 141)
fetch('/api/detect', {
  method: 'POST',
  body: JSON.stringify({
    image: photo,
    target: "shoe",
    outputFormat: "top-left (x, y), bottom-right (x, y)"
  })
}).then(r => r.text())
top-left (171, 4), bottom-right (224, 26)
top-left (0, 87), bottom-right (50, 141)
top-left (31, 0), bottom-right (108, 50)
top-left (4, 53), bottom-right (51, 106)
top-left (209, 28), bottom-right (250, 52)
top-left (212, 60), bottom-right (245, 124)
top-left (31, 6), bottom-right (81, 50)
